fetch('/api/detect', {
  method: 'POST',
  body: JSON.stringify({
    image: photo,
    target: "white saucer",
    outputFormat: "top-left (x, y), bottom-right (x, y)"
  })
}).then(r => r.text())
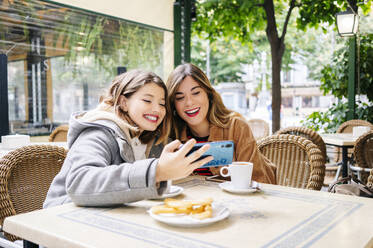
top-left (219, 181), bottom-right (260, 194)
top-left (151, 185), bottom-right (184, 199)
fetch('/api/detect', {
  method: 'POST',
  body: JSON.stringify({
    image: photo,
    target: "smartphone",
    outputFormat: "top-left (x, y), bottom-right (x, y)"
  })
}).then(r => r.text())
top-left (205, 174), bottom-right (230, 182)
top-left (185, 140), bottom-right (234, 167)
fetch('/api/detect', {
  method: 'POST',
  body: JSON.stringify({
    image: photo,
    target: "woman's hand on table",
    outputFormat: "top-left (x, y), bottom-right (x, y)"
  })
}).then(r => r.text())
top-left (156, 139), bottom-right (213, 182)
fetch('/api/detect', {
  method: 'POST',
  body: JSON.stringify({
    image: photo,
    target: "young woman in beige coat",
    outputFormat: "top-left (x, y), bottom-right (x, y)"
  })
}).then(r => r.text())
top-left (166, 63), bottom-right (276, 184)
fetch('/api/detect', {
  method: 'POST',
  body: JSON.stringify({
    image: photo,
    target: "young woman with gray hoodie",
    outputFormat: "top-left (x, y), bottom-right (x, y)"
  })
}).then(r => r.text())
top-left (44, 69), bottom-right (212, 208)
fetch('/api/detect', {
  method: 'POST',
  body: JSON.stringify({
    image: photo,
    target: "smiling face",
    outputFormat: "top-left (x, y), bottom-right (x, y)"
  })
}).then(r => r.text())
top-left (120, 82), bottom-right (166, 131)
top-left (174, 76), bottom-right (210, 136)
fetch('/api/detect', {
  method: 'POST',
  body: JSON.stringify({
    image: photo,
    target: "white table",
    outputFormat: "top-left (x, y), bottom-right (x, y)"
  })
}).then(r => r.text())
top-left (320, 133), bottom-right (358, 177)
top-left (4, 177), bottom-right (373, 248)
top-left (0, 142), bottom-right (67, 158)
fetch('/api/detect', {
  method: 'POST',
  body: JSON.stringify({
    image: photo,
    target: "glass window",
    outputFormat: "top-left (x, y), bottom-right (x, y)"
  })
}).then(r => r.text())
top-left (222, 94), bottom-right (235, 110)
top-left (302, 96), bottom-right (312, 108)
top-left (282, 97), bottom-right (293, 108)
top-left (2, 0), bottom-right (165, 135)
top-left (239, 93), bottom-right (246, 109)
top-left (283, 70), bottom-right (291, 83)
top-left (320, 95), bottom-right (331, 108)
top-left (312, 96), bottom-right (320, 108)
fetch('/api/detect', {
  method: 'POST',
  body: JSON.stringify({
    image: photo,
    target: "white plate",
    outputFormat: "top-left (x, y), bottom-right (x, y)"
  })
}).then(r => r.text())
top-left (219, 181), bottom-right (260, 194)
top-left (148, 204), bottom-right (230, 227)
top-left (151, 186), bottom-right (184, 200)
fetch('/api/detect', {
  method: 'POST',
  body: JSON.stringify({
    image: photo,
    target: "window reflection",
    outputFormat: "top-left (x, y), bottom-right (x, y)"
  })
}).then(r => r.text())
top-left (1, 0), bottom-right (164, 136)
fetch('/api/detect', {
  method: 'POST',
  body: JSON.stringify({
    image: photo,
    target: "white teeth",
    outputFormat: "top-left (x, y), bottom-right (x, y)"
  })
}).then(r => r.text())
top-left (145, 115), bottom-right (157, 121)
top-left (186, 108), bottom-right (199, 114)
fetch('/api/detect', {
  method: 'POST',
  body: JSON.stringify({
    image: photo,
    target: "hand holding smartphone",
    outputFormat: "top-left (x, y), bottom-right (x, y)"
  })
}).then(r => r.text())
top-left (185, 140), bottom-right (234, 167)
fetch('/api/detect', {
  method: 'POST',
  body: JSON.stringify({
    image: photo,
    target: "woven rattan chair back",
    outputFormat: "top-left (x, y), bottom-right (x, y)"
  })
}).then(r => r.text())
top-left (334, 119), bottom-right (373, 162)
top-left (257, 134), bottom-right (325, 190)
top-left (275, 126), bottom-right (327, 164)
top-left (0, 145), bottom-right (67, 241)
top-left (247, 119), bottom-right (270, 140)
top-left (352, 130), bottom-right (373, 183)
top-left (337, 119), bottom-right (373, 134)
top-left (48, 124), bottom-right (69, 142)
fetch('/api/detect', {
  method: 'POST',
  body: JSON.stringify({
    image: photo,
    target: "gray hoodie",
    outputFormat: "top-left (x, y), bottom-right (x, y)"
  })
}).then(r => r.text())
top-left (43, 106), bottom-right (166, 208)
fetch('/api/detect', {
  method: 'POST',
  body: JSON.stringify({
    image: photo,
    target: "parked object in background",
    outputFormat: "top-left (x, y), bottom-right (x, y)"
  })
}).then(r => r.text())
top-left (48, 125), bottom-right (69, 142)
top-left (257, 134), bottom-right (325, 190)
top-left (350, 130), bottom-right (373, 183)
top-left (0, 145), bottom-right (67, 242)
top-left (247, 119), bottom-right (270, 140)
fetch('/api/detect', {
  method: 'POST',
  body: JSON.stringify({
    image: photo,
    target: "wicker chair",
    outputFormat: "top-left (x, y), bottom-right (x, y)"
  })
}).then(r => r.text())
top-left (275, 126), bottom-right (327, 164)
top-left (247, 119), bottom-right (270, 140)
top-left (323, 119), bottom-right (373, 183)
top-left (48, 124), bottom-right (69, 142)
top-left (257, 134), bottom-right (325, 190)
top-left (350, 130), bottom-right (373, 183)
top-left (274, 126), bottom-right (335, 186)
top-left (0, 145), bottom-right (67, 242)
top-left (334, 119), bottom-right (373, 163)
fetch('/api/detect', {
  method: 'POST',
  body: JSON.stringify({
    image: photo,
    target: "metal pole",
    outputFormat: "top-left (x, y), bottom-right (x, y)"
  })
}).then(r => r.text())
top-left (183, 0), bottom-right (192, 63)
top-left (347, 36), bottom-right (356, 120)
top-left (174, 0), bottom-right (193, 67)
top-left (0, 54), bottom-right (10, 136)
top-left (173, 1), bottom-right (182, 67)
top-left (347, 0), bottom-right (357, 120)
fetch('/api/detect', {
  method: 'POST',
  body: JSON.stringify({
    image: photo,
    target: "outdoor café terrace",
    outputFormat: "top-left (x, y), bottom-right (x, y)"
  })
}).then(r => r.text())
top-left (0, 1), bottom-right (372, 248)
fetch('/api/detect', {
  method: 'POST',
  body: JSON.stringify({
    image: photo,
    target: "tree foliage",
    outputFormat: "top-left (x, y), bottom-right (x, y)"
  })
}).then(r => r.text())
top-left (191, 35), bottom-right (267, 83)
top-left (302, 100), bottom-right (373, 133)
top-left (302, 34), bottom-right (373, 132)
top-left (318, 34), bottom-right (373, 101)
top-left (193, 0), bottom-right (372, 131)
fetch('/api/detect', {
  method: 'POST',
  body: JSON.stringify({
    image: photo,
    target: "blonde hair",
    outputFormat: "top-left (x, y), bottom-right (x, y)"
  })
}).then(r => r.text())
top-left (101, 69), bottom-right (170, 145)
top-left (166, 63), bottom-right (237, 139)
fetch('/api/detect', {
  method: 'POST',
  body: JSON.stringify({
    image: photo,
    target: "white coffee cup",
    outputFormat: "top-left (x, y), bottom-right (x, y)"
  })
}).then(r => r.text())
top-left (352, 126), bottom-right (371, 137)
top-left (165, 180), bottom-right (172, 194)
top-left (220, 162), bottom-right (253, 189)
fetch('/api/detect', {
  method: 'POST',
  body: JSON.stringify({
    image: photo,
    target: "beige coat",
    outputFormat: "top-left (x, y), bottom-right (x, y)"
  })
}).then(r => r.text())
top-left (180, 115), bottom-right (276, 184)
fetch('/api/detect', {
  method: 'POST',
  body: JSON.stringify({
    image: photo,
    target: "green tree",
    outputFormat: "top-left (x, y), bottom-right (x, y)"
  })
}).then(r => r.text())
top-left (193, 0), bottom-right (372, 132)
top-left (319, 34), bottom-right (373, 102)
top-left (302, 34), bottom-right (373, 132)
top-left (191, 36), bottom-right (264, 83)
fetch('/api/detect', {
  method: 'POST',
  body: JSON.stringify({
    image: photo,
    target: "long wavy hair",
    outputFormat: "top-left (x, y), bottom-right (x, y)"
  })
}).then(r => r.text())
top-left (166, 63), bottom-right (237, 139)
top-left (101, 69), bottom-right (171, 145)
